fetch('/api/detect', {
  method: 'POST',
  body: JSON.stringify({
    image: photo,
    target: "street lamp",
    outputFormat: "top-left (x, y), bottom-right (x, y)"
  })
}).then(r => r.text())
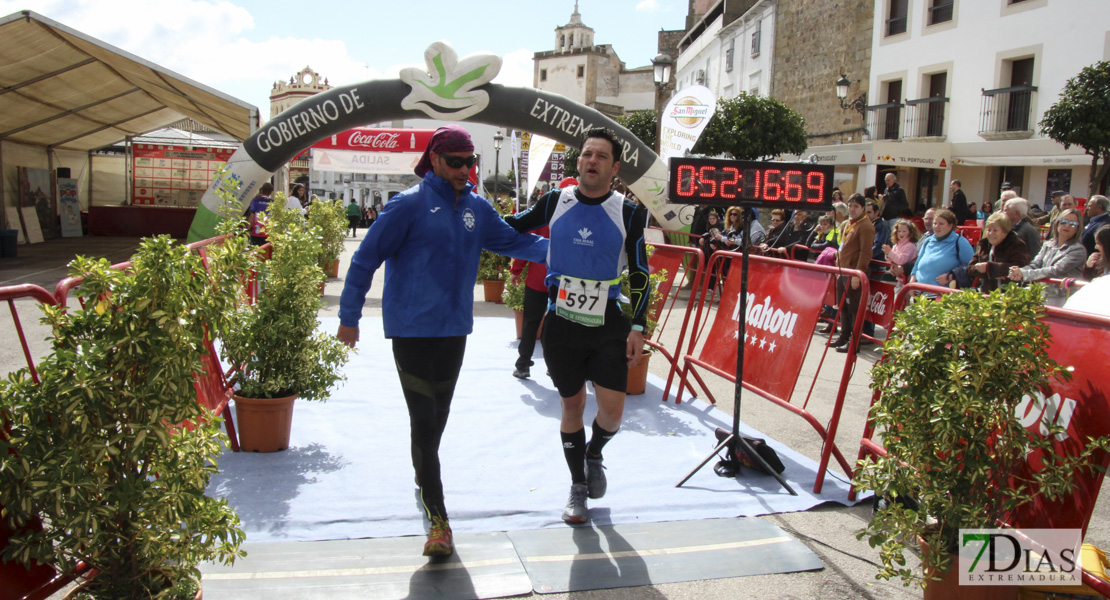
top-left (493, 131), bottom-right (503, 203)
top-left (836, 73), bottom-right (867, 119)
top-left (651, 53), bottom-right (674, 153)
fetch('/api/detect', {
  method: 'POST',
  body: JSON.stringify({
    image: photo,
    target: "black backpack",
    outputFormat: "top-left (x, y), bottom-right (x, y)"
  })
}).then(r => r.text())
top-left (712, 427), bottom-right (786, 477)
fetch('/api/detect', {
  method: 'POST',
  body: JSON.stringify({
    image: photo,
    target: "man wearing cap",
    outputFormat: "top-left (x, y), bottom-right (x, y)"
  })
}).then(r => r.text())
top-left (1034, 191), bottom-right (1066, 226)
top-left (337, 125), bottom-right (548, 558)
top-left (505, 128), bottom-right (649, 525)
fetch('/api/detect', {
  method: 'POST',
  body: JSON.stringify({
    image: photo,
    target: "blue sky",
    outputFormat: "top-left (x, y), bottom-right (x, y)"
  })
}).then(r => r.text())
top-left (7, 0), bottom-right (683, 122)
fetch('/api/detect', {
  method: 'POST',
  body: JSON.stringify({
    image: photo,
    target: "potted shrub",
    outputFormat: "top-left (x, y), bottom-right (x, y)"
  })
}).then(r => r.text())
top-left (478, 249), bottom-right (510, 302)
top-left (854, 284), bottom-right (1110, 596)
top-left (503, 261), bottom-right (527, 338)
top-left (622, 246), bottom-right (665, 395)
top-left (0, 234), bottom-right (247, 599)
top-left (307, 196), bottom-right (348, 278)
top-left (221, 199), bottom-right (351, 452)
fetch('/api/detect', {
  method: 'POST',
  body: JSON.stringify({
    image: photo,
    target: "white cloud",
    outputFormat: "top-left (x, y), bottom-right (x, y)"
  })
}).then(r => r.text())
top-left (495, 48), bottom-right (536, 89)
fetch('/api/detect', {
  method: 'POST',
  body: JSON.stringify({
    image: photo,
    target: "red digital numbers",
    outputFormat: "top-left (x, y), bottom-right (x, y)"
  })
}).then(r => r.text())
top-left (806, 171), bottom-right (825, 203)
top-left (669, 158), bottom-right (831, 207)
top-left (697, 166), bottom-right (717, 197)
top-left (720, 167), bottom-right (739, 199)
top-left (785, 170), bottom-right (803, 202)
top-left (763, 169), bottom-right (782, 201)
top-left (676, 164), bottom-right (696, 196)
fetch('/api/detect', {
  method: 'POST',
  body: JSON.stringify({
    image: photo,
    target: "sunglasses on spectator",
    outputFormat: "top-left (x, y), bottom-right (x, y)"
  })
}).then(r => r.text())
top-left (441, 155), bottom-right (477, 169)
top-left (1058, 219), bottom-right (1079, 227)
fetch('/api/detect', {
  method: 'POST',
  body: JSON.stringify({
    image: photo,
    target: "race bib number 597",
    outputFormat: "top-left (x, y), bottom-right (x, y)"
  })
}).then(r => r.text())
top-left (556, 276), bottom-right (609, 327)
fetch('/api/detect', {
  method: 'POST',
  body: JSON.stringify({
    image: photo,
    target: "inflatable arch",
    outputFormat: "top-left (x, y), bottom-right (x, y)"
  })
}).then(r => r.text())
top-left (187, 41), bottom-right (683, 242)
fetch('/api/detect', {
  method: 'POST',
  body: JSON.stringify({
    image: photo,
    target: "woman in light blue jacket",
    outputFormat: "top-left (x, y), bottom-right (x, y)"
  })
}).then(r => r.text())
top-left (1009, 208), bottom-right (1085, 306)
top-left (910, 209), bottom-right (975, 286)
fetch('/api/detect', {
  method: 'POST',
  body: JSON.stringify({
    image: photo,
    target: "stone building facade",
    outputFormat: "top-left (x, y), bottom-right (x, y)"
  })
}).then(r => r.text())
top-left (269, 66), bottom-right (332, 193)
top-left (533, 3), bottom-right (659, 119)
top-left (771, 0), bottom-right (873, 146)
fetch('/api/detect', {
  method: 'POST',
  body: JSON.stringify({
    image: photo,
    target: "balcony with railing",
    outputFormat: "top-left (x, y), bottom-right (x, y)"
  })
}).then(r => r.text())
top-left (867, 103), bottom-right (904, 141)
top-left (978, 85), bottom-right (1038, 140)
top-left (904, 97), bottom-right (948, 140)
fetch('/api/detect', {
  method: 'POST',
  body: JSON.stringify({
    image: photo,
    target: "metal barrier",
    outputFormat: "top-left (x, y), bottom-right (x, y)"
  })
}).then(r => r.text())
top-left (850, 281), bottom-right (1110, 598)
top-left (640, 242), bottom-right (704, 402)
top-left (671, 250), bottom-right (868, 493)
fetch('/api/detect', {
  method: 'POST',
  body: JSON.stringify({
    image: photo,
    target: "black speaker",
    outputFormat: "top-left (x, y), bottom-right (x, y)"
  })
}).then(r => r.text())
top-left (56, 167), bottom-right (71, 179)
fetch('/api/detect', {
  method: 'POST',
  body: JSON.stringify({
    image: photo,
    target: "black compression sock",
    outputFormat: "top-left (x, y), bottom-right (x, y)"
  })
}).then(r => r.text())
top-left (561, 428), bottom-right (587, 484)
top-left (586, 419), bottom-right (618, 459)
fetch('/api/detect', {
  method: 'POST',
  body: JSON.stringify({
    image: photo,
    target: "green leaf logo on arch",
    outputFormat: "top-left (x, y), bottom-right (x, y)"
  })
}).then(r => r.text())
top-left (400, 41), bottom-right (501, 120)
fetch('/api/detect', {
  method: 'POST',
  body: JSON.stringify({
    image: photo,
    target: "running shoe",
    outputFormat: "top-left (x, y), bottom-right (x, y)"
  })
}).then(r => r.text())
top-left (585, 456), bottom-right (607, 499)
top-left (561, 483), bottom-right (589, 524)
top-left (512, 366), bottom-right (530, 379)
top-left (423, 516), bottom-right (453, 557)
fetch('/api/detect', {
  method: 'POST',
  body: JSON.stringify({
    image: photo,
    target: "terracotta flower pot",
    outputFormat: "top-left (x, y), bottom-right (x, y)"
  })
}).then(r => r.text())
top-left (920, 537), bottom-right (1019, 600)
top-left (625, 350), bottom-right (653, 395)
top-left (233, 393), bottom-right (298, 453)
top-left (65, 576), bottom-right (203, 599)
top-left (324, 260), bottom-right (340, 278)
top-left (483, 279), bottom-right (506, 303)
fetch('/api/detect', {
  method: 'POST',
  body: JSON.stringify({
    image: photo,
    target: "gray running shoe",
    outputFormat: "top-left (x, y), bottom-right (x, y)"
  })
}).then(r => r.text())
top-left (585, 456), bottom-right (607, 499)
top-left (512, 366), bottom-right (530, 379)
top-left (561, 483), bottom-right (589, 524)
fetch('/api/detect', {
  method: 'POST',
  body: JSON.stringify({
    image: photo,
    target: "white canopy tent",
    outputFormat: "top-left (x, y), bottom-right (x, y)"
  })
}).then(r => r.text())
top-left (0, 10), bottom-right (258, 236)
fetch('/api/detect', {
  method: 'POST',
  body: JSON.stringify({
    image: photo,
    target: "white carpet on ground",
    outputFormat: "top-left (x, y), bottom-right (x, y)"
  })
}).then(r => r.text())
top-left (207, 316), bottom-right (858, 544)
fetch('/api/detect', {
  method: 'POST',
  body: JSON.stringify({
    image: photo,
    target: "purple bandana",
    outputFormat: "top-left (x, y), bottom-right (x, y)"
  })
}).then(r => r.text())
top-left (414, 125), bottom-right (475, 177)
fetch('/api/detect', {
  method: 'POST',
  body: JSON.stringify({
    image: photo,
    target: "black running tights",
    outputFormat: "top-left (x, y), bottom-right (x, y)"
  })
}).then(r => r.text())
top-left (392, 336), bottom-right (467, 521)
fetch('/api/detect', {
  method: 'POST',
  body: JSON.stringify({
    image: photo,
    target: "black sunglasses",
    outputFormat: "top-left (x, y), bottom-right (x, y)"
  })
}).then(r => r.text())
top-left (441, 154), bottom-right (477, 169)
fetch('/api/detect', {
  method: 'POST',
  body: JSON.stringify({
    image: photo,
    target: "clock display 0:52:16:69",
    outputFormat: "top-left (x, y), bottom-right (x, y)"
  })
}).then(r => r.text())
top-left (668, 158), bottom-right (833, 210)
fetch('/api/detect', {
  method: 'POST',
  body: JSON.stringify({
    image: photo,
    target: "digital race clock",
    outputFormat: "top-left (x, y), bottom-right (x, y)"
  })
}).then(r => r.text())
top-left (668, 157), bottom-right (834, 211)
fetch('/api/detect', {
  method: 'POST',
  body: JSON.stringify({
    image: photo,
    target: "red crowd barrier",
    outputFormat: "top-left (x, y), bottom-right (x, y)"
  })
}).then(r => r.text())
top-left (851, 282), bottom-right (1110, 598)
top-left (640, 242), bottom-right (704, 401)
top-left (671, 250), bottom-right (868, 493)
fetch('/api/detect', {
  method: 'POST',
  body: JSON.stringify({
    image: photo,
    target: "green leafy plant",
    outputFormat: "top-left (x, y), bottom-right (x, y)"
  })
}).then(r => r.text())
top-left (854, 284), bottom-right (1110, 589)
top-left (693, 93), bottom-right (808, 160)
top-left (477, 249), bottom-right (510, 282)
top-left (619, 245), bottom-right (665, 339)
top-left (221, 199), bottom-right (350, 400)
top-left (502, 262), bottom-right (527, 310)
top-left (1040, 60), bottom-right (1110, 196)
top-left (0, 233), bottom-right (248, 599)
top-left (307, 196), bottom-right (348, 268)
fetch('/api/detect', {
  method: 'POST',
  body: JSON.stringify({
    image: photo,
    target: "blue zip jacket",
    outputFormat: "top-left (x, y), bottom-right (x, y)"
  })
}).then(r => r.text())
top-left (338, 173), bottom-right (548, 337)
top-left (911, 231), bottom-right (974, 286)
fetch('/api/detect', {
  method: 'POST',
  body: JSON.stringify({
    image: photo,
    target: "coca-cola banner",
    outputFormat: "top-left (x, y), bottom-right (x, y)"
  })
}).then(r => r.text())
top-left (863, 277), bottom-right (896, 330)
top-left (187, 41), bottom-right (672, 242)
top-left (312, 128), bottom-right (436, 153)
top-left (699, 257), bottom-right (828, 401)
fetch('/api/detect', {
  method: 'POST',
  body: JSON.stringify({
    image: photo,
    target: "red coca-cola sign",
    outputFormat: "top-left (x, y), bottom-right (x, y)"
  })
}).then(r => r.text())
top-left (348, 131), bottom-right (399, 149)
top-left (312, 128), bottom-right (436, 153)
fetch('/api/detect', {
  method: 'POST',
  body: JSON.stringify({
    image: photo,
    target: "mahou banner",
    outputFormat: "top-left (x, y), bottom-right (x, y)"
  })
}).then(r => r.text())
top-left (699, 258), bottom-right (828, 401)
top-left (659, 85), bottom-right (717, 165)
top-left (1009, 310), bottom-right (1110, 534)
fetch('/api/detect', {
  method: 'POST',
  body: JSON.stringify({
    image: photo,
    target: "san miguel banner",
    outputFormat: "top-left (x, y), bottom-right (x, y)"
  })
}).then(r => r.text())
top-left (186, 41), bottom-right (676, 242)
top-left (659, 85), bottom-right (716, 165)
top-left (698, 257), bottom-right (828, 401)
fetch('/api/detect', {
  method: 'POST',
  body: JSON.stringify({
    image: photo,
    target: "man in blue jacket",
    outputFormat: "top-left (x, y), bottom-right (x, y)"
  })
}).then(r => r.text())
top-left (336, 125), bottom-right (547, 558)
